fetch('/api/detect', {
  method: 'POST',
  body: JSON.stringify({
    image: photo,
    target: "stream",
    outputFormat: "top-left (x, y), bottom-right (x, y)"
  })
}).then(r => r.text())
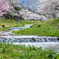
top-left (0, 24), bottom-right (32, 36)
top-left (0, 24), bottom-right (59, 52)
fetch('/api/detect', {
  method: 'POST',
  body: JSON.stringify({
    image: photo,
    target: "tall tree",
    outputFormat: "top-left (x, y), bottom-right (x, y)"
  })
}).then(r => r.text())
top-left (0, 0), bottom-right (10, 19)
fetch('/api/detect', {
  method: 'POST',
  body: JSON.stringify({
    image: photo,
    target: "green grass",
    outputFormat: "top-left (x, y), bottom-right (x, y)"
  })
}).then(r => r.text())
top-left (13, 18), bottom-right (59, 37)
top-left (0, 43), bottom-right (59, 59)
top-left (0, 19), bottom-right (42, 31)
top-left (0, 18), bottom-right (59, 37)
top-left (20, 19), bottom-right (44, 24)
top-left (0, 28), bottom-right (11, 31)
top-left (0, 19), bottom-right (24, 31)
top-left (0, 19), bottom-right (24, 28)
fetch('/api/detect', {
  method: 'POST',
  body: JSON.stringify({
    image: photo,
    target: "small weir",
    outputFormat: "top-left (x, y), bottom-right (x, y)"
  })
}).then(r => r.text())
top-left (0, 36), bottom-right (59, 43)
top-left (0, 36), bottom-right (59, 52)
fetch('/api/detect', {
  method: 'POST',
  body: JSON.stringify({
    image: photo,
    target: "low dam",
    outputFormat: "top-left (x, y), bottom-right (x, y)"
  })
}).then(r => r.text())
top-left (0, 36), bottom-right (59, 52)
top-left (0, 36), bottom-right (59, 43)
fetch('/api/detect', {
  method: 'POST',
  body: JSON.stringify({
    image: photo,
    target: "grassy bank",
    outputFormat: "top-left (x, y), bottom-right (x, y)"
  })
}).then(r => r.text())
top-left (0, 43), bottom-right (59, 59)
top-left (0, 19), bottom-right (24, 28)
top-left (0, 19), bottom-right (23, 31)
top-left (0, 28), bottom-right (11, 31)
top-left (13, 18), bottom-right (59, 37)
top-left (0, 19), bottom-right (42, 31)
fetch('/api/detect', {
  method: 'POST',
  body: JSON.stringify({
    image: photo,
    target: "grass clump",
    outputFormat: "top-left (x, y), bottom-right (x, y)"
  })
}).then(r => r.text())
top-left (13, 18), bottom-right (59, 37)
top-left (0, 43), bottom-right (59, 59)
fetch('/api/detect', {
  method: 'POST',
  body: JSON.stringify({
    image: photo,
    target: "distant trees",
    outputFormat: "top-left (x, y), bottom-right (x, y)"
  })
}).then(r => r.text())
top-left (36, 0), bottom-right (59, 18)
top-left (0, 0), bottom-right (10, 19)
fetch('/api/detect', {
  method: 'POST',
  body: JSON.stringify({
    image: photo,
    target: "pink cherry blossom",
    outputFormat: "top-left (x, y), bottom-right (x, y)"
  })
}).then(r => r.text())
top-left (0, 0), bottom-right (10, 19)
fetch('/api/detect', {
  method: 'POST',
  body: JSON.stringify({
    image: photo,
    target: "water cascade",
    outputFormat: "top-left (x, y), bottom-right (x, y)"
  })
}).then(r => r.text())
top-left (0, 24), bottom-right (59, 52)
top-left (0, 36), bottom-right (59, 43)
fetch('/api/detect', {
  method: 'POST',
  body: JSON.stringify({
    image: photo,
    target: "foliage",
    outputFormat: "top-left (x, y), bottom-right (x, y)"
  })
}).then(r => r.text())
top-left (0, 0), bottom-right (10, 19)
top-left (0, 43), bottom-right (58, 59)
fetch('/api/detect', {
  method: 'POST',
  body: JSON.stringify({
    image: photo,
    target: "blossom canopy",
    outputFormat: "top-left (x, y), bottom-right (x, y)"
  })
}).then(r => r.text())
top-left (0, 0), bottom-right (10, 19)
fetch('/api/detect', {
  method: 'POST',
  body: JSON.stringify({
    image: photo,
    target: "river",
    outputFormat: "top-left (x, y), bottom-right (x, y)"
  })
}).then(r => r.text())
top-left (0, 24), bottom-right (59, 52)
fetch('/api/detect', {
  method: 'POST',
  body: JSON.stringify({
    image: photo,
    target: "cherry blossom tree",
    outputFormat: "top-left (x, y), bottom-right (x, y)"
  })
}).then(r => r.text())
top-left (36, 0), bottom-right (59, 18)
top-left (0, 0), bottom-right (10, 19)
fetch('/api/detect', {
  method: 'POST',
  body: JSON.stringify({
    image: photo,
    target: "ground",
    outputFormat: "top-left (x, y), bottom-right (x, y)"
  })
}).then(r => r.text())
top-left (0, 19), bottom-right (24, 31)
top-left (0, 18), bottom-right (59, 36)
top-left (12, 18), bottom-right (59, 37)
top-left (0, 18), bottom-right (59, 37)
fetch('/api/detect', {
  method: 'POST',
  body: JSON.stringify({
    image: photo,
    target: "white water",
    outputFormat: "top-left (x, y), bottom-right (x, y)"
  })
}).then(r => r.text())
top-left (0, 36), bottom-right (59, 52)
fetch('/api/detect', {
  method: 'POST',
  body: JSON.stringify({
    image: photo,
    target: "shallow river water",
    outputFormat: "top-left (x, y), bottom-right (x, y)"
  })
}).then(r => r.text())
top-left (0, 24), bottom-right (59, 52)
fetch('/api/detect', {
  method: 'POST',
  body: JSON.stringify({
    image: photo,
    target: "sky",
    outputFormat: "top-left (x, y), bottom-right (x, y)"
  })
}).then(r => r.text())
top-left (18, 0), bottom-right (40, 10)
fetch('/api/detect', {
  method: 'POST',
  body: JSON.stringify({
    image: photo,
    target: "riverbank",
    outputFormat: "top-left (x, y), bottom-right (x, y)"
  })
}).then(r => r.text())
top-left (0, 24), bottom-right (32, 36)
top-left (0, 19), bottom-right (24, 31)
top-left (0, 18), bottom-right (59, 37)
top-left (0, 19), bottom-right (41, 31)
top-left (13, 18), bottom-right (59, 37)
